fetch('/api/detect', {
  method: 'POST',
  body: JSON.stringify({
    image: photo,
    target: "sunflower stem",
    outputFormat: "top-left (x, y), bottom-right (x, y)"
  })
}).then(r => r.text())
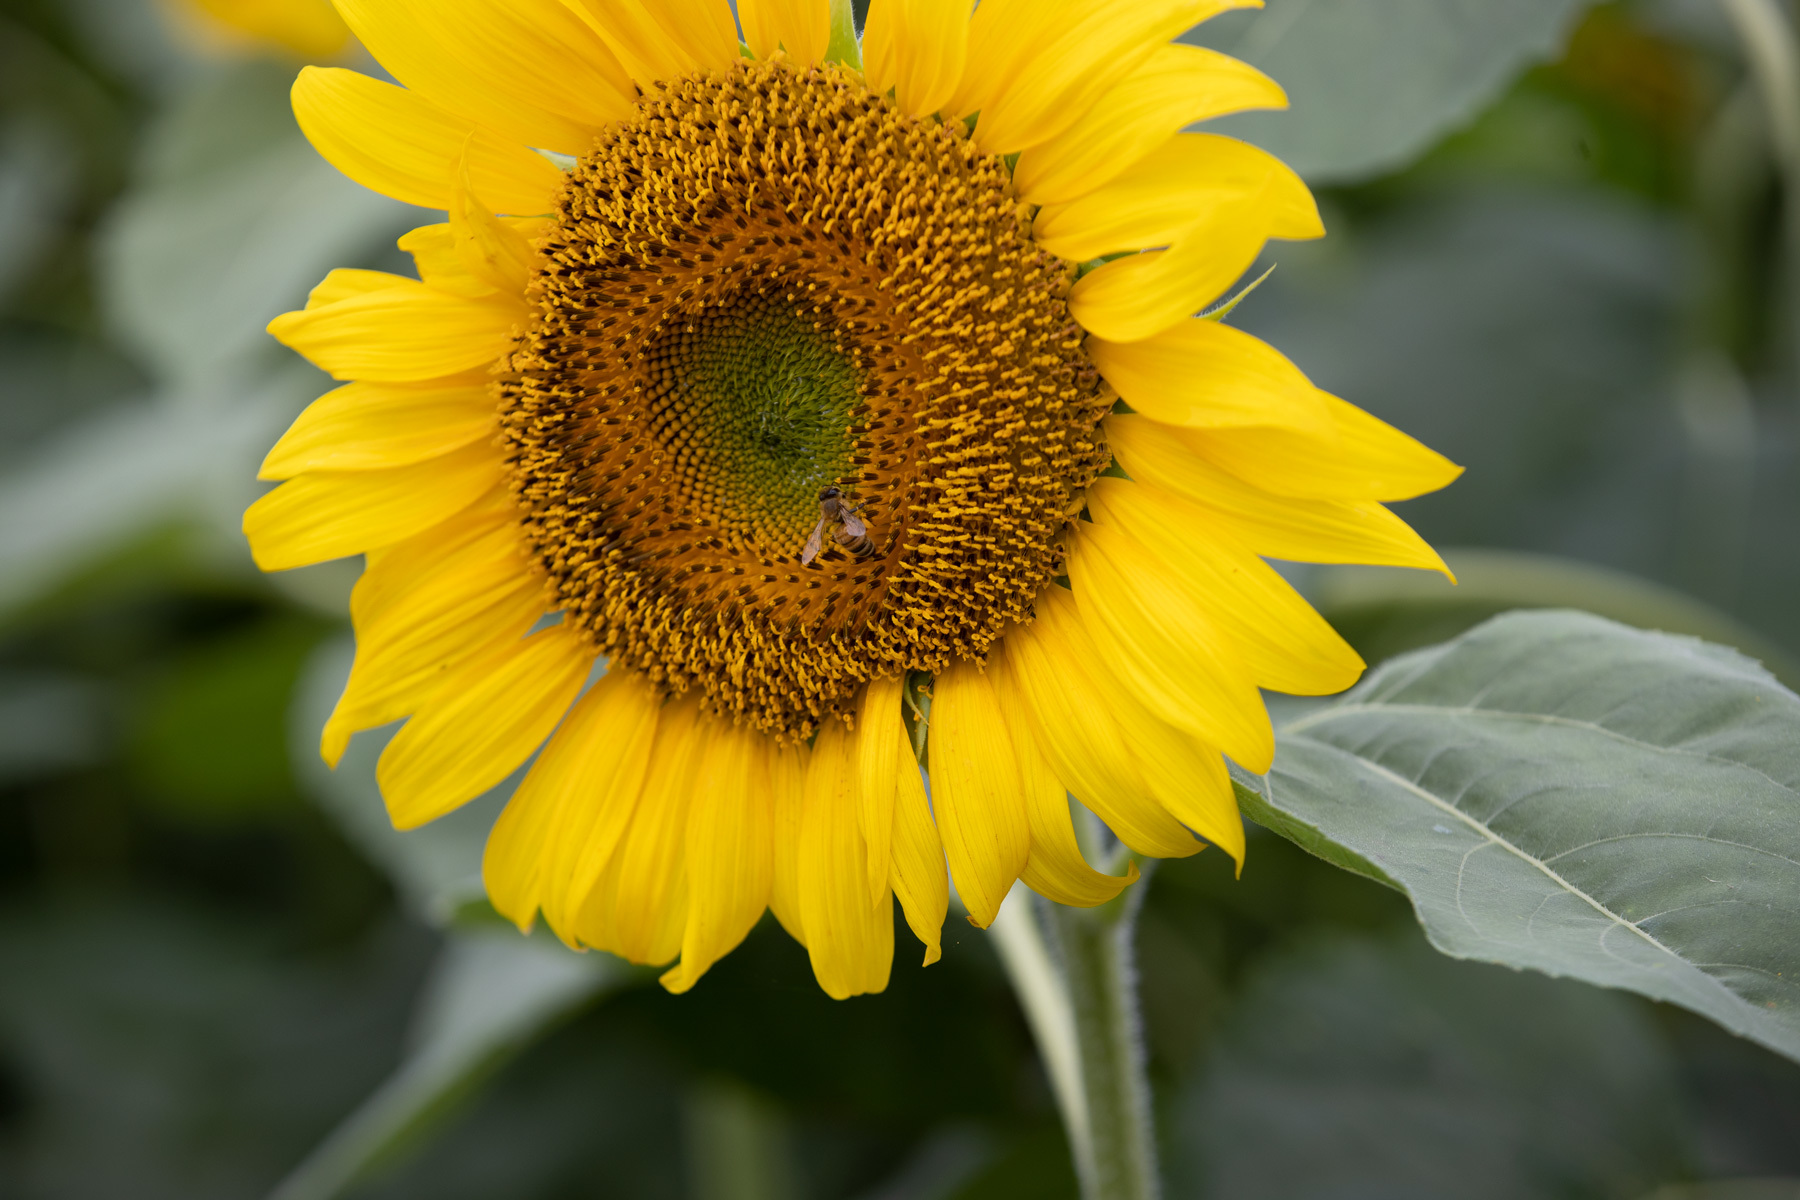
top-left (826, 0), bottom-right (862, 70)
top-left (989, 864), bottom-right (1160, 1200)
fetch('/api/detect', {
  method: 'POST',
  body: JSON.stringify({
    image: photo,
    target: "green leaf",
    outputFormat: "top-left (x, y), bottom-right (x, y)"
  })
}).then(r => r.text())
top-left (1250, 609), bottom-right (1800, 1063)
top-left (1186, 0), bottom-right (1600, 183)
top-left (1166, 932), bottom-right (1687, 1198)
top-left (1229, 776), bottom-right (1395, 891)
top-left (267, 926), bottom-right (624, 1200)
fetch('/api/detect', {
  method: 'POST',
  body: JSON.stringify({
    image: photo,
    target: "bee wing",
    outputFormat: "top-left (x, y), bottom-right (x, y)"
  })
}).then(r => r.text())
top-left (838, 511), bottom-right (867, 539)
top-left (802, 519), bottom-right (827, 565)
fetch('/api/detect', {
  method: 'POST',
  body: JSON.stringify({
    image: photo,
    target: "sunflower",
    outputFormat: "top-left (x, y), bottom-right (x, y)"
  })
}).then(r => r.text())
top-left (247, 0), bottom-right (1460, 999)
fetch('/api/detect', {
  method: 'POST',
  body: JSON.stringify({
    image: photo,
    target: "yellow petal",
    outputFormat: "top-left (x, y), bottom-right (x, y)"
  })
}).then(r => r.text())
top-left (377, 622), bottom-right (594, 829)
top-left (947, 0), bottom-right (1064, 121)
top-left (483, 668), bottom-right (659, 938)
top-left (292, 67), bottom-right (564, 213)
top-left (646, 0), bottom-right (743, 71)
top-left (1065, 519), bottom-right (1272, 770)
top-left (1016, 44), bottom-right (1287, 206)
top-left (1113, 710), bottom-right (1245, 867)
top-left (662, 721), bottom-right (775, 993)
top-left (583, 697), bottom-right (703, 965)
top-left (855, 675), bottom-right (906, 903)
top-left (928, 659), bottom-right (1030, 928)
top-left (862, 0), bottom-right (969, 117)
top-left (994, 598), bottom-right (1201, 858)
top-left (1021, 590), bottom-right (1243, 862)
top-left (323, 495), bottom-right (543, 763)
top-left (799, 721), bottom-right (894, 999)
top-left (268, 277), bottom-right (518, 383)
top-left (1087, 478), bottom-right (1364, 697)
top-left (259, 380), bottom-right (495, 479)
top-left (739, 0), bottom-right (830, 63)
top-left (1007, 716), bottom-right (1139, 908)
top-left (397, 217), bottom-right (546, 300)
top-left (244, 441), bottom-right (504, 571)
top-left (561, 0), bottom-right (741, 84)
top-left (969, 0), bottom-right (1246, 155)
top-left (1035, 133), bottom-right (1319, 262)
top-left (1085, 317), bottom-right (1333, 435)
top-left (533, 672), bottom-right (660, 940)
top-left (1069, 206), bottom-right (1266, 344)
top-left (889, 735), bottom-right (947, 966)
top-left (1106, 413), bottom-right (1451, 574)
top-left (953, 0), bottom-right (1243, 138)
top-left (1000, 597), bottom-right (1242, 862)
top-left (451, 156), bottom-right (538, 296)
top-left (325, 584), bottom-right (538, 768)
top-left (346, 487), bottom-right (519, 625)
top-left (305, 267), bottom-right (407, 308)
top-left (1183, 390), bottom-right (1466, 502)
top-left (333, 0), bottom-right (632, 153)
top-left (768, 740), bottom-right (810, 946)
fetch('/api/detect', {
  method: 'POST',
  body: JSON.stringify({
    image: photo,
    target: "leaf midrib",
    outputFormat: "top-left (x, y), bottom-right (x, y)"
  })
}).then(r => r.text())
top-left (1291, 739), bottom-right (1752, 1017)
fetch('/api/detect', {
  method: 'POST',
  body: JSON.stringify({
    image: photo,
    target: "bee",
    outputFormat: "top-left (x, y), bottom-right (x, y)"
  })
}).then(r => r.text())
top-left (801, 485), bottom-right (875, 565)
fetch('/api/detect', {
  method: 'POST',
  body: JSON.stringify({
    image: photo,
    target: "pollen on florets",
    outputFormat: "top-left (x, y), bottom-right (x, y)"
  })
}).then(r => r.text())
top-left (500, 57), bottom-right (1110, 739)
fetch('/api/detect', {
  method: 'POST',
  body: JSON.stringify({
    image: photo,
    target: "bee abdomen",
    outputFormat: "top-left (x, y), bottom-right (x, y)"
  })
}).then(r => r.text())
top-left (837, 533), bottom-right (876, 559)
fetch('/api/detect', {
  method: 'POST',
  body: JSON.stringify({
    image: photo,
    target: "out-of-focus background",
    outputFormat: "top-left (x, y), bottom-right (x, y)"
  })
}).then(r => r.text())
top-left (2, 0), bottom-right (1798, 1197)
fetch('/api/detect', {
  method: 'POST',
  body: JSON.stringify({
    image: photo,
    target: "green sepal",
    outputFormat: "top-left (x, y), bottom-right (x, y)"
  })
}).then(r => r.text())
top-left (825, 0), bottom-right (862, 69)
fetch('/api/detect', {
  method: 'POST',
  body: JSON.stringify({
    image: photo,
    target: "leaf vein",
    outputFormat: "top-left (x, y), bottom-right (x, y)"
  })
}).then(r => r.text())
top-left (1307, 740), bottom-right (1747, 1011)
top-left (1285, 704), bottom-right (1796, 797)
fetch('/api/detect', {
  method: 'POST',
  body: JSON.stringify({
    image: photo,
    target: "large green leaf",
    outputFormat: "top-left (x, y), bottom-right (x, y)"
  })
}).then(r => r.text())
top-left (1242, 610), bottom-right (1800, 1062)
top-left (1187, 0), bottom-right (1599, 183)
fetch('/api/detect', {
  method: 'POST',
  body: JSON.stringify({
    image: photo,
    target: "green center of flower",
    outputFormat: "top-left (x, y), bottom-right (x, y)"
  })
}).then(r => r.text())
top-left (644, 293), bottom-right (862, 550)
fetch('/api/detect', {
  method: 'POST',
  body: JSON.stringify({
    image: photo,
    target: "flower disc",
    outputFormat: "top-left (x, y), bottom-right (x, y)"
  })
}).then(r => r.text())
top-left (503, 59), bottom-right (1111, 738)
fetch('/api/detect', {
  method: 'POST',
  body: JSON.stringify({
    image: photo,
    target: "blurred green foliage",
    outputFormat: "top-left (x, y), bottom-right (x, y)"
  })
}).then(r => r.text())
top-left (3, 0), bottom-right (1800, 1198)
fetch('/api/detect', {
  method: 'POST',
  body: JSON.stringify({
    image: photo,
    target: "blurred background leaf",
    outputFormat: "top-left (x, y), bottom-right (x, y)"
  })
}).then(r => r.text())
top-left (268, 926), bottom-right (624, 1200)
top-left (1166, 931), bottom-right (1688, 1199)
top-left (1187, 0), bottom-right (1602, 182)
top-left (98, 58), bottom-right (416, 387)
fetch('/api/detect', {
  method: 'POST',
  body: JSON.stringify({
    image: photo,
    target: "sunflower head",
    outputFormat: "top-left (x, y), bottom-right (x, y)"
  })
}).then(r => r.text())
top-left (504, 58), bottom-right (1110, 739)
top-left (250, 0), bottom-right (1462, 999)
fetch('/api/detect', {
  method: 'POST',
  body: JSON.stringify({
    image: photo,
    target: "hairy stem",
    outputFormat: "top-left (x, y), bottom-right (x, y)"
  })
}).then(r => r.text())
top-left (989, 864), bottom-right (1160, 1200)
top-left (826, 0), bottom-right (862, 69)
